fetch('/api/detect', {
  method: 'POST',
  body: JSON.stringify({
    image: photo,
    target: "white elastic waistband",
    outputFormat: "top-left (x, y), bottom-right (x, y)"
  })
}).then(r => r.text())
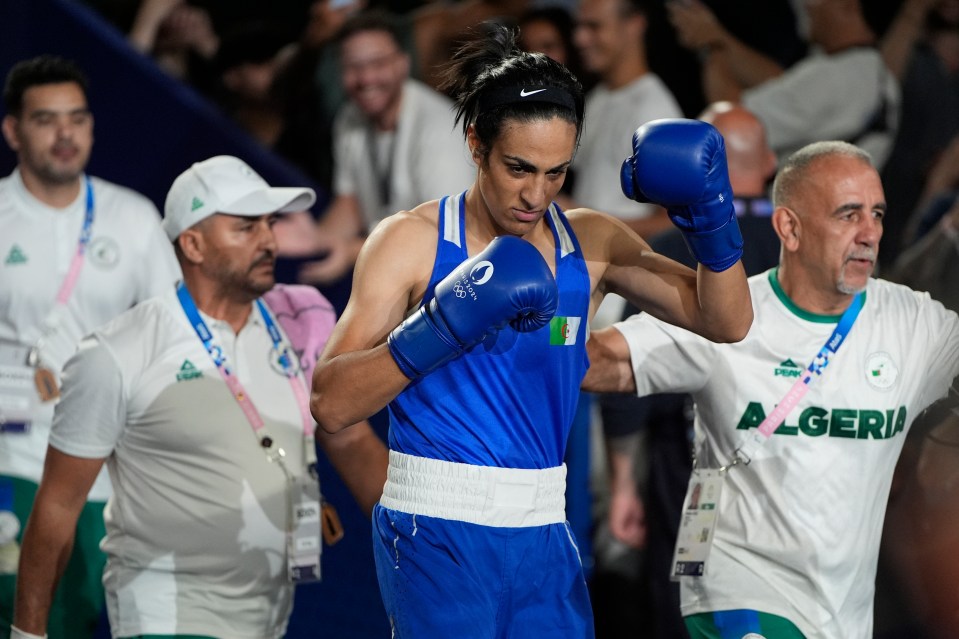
top-left (380, 451), bottom-right (567, 527)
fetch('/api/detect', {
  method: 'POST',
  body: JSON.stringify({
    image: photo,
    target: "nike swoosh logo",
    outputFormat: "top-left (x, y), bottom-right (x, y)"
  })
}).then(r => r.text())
top-left (519, 88), bottom-right (547, 97)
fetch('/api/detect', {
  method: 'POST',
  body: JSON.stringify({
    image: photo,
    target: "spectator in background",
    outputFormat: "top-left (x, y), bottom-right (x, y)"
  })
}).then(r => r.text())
top-left (572, 0), bottom-right (681, 241)
top-left (127, 0), bottom-right (221, 93)
top-left (409, 0), bottom-right (533, 90)
top-left (0, 55), bottom-right (181, 639)
top-left (518, 6), bottom-right (589, 89)
top-left (670, 0), bottom-right (900, 171)
top-left (890, 199), bottom-right (959, 312)
top-left (212, 22), bottom-right (298, 150)
top-left (899, 132), bottom-right (959, 244)
top-left (271, 0), bottom-right (367, 191)
top-left (596, 102), bottom-right (780, 639)
top-left (285, 11), bottom-right (474, 287)
top-left (272, 0), bottom-right (440, 191)
top-left (887, 132), bottom-right (959, 312)
top-left (12, 155), bottom-right (388, 639)
top-left (125, 0), bottom-right (345, 191)
top-left (879, 0), bottom-right (959, 266)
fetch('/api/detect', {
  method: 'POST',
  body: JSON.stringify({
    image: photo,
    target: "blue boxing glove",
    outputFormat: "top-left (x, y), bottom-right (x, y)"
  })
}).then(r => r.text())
top-left (620, 118), bottom-right (743, 272)
top-left (387, 236), bottom-right (558, 379)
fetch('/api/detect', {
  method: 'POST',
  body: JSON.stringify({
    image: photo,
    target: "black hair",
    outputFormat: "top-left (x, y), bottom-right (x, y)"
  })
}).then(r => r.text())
top-left (516, 7), bottom-right (587, 83)
top-left (3, 55), bottom-right (89, 117)
top-left (335, 9), bottom-right (404, 52)
top-left (518, 7), bottom-right (576, 47)
top-left (438, 22), bottom-right (584, 157)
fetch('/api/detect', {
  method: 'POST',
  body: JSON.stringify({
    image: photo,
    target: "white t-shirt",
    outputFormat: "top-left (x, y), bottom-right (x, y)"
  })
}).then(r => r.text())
top-left (0, 169), bottom-right (181, 500)
top-left (743, 47), bottom-right (901, 169)
top-left (333, 78), bottom-right (474, 230)
top-left (50, 288), bottom-right (312, 638)
top-left (573, 73), bottom-right (683, 221)
top-left (615, 269), bottom-right (959, 639)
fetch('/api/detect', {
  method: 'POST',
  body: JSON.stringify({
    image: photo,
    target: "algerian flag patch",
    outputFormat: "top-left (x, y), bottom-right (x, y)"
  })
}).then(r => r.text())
top-left (549, 316), bottom-right (581, 346)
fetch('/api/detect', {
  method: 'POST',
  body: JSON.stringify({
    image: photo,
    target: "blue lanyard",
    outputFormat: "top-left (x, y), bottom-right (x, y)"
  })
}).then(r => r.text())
top-left (802, 291), bottom-right (865, 383)
top-left (256, 298), bottom-right (299, 378)
top-left (78, 176), bottom-right (94, 251)
top-left (176, 283), bottom-right (299, 373)
top-left (177, 282), bottom-right (226, 365)
top-left (176, 282), bottom-right (316, 466)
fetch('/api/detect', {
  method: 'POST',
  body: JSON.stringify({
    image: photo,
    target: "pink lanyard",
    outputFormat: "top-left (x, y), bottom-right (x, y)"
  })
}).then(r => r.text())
top-left (56, 177), bottom-right (95, 304)
top-left (27, 178), bottom-right (94, 368)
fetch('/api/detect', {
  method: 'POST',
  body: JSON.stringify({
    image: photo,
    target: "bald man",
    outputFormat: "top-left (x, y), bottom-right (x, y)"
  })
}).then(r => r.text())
top-left (589, 138), bottom-right (959, 637)
top-left (702, 102), bottom-right (774, 191)
top-left (594, 102), bottom-right (779, 639)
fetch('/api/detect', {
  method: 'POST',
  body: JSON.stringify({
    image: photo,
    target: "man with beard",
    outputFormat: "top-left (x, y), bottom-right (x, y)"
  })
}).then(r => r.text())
top-left (583, 140), bottom-right (959, 639)
top-left (0, 55), bottom-right (180, 639)
top-left (291, 10), bottom-right (474, 286)
top-left (12, 156), bottom-right (388, 639)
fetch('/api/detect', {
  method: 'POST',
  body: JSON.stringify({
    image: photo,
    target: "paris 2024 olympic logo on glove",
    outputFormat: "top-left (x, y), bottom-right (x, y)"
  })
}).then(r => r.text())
top-left (452, 261), bottom-right (494, 300)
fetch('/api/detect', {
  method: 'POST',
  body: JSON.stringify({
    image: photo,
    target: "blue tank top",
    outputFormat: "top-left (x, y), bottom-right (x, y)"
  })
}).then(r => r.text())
top-left (388, 192), bottom-right (591, 469)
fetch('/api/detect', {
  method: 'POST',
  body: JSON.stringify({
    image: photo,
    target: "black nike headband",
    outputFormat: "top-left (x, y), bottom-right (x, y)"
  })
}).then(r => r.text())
top-left (477, 85), bottom-right (577, 114)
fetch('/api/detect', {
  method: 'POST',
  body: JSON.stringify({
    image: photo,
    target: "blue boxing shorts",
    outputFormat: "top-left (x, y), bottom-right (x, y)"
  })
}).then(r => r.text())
top-left (372, 452), bottom-right (594, 638)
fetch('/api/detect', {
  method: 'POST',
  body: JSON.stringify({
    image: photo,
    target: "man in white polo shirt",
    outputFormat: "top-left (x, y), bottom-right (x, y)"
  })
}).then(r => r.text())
top-left (11, 155), bottom-right (387, 639)
top-left (0, 55), bottom-right (180, 639)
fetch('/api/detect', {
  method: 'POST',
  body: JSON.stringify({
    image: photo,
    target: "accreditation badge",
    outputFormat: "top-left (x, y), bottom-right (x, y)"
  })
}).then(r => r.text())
top-left (0, 340), bottom-right (38, 434)
top-left (288, 474), bottom-right (323, 584)
top-left (671, 468), bottom-right (724, 579)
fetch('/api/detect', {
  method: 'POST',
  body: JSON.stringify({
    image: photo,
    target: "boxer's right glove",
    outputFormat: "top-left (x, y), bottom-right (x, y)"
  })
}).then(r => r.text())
top-left (387, 236), bottom-right (558, 380)
top-left (620, 118), bottom-right (743, 272)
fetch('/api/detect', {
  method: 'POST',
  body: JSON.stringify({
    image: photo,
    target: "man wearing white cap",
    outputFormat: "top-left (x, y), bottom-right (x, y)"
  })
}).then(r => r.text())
top-left (11, 155), bottom-right (388, 639)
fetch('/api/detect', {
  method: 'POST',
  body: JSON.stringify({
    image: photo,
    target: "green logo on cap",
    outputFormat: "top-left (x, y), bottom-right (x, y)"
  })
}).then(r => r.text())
top-left (190, 196), bottom-right (204, 211)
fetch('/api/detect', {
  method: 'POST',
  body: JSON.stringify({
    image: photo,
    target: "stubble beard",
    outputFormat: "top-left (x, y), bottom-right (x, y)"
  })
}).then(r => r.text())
top-left (836, 260), bottom-right (874, 295)
top-left (214, 253), bottom-right (276, 302)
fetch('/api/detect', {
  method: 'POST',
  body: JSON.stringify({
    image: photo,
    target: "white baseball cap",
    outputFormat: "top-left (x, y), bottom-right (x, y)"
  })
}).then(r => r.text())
top-left (162, 155), bottom-right (316, 240)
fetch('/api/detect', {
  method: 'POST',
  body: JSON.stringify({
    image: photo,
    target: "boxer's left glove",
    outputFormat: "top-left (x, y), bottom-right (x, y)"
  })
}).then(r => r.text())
top-left (388, 236), bottom-right (557, 380)
top-left (621, 118), bottom-right (743, 272)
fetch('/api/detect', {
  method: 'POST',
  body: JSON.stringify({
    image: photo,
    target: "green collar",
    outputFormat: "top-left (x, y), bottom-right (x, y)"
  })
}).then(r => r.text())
top-left (768, 267), bottom-right (867, 323)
